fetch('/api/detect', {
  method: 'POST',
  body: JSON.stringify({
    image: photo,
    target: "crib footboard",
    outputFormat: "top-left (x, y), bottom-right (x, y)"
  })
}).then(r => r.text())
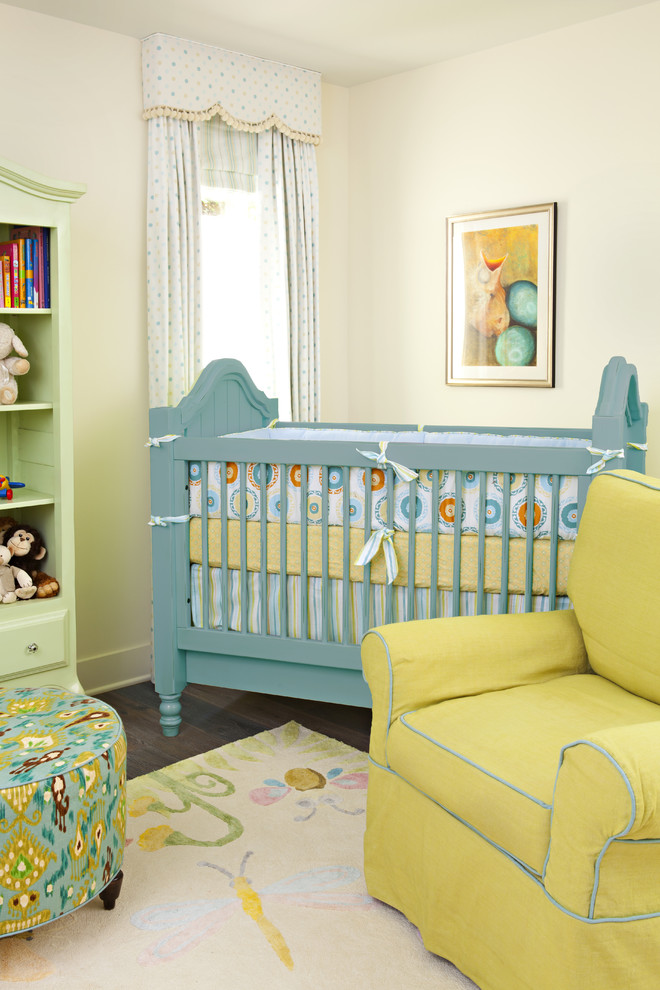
top-left (149, 357), bottom-right (647, 736)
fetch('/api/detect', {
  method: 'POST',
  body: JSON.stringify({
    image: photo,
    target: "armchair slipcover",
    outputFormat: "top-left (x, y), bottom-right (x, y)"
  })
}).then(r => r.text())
top-left (362, 470), bottom-right (660, 990)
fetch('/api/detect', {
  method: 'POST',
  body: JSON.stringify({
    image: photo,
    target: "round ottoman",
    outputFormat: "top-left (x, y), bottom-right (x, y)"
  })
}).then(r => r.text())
top-left (0, 687), bottom-right (126, 936)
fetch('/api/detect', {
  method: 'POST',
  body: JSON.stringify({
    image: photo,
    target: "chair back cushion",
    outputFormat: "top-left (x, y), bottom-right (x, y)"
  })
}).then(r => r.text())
top-left (568, 470), bottom-right (660, 702)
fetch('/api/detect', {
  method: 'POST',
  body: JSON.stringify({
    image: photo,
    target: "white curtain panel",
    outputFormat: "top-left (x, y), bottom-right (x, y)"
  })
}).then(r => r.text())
top-left (258, 129), bottom-right (320, 422)
top-left (146, 116), bottom-right (203, 407)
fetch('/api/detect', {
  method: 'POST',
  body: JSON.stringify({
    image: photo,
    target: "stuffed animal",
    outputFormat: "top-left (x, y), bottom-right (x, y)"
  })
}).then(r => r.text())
top-left (0, 517), bottom-right (60, 598)
top-left (0, 323), bottom-right (30, 405)
top-left (0, 544), bottom-right (36, 603)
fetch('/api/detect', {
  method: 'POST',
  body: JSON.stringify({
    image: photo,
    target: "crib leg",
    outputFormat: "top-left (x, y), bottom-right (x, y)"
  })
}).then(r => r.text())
top-left (159, 693), bottom-right (182, 736)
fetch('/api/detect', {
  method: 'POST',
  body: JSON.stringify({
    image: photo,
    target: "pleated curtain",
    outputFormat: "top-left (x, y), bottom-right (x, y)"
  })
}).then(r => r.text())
top-left (146, 116), bottom-right (203, 408)
top-left (258, 129), bottom-right (320, 422)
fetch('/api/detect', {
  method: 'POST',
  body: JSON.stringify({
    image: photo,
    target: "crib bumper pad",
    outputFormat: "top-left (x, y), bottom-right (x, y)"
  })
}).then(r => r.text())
top-left (189, 518), bottom-right (572, 596)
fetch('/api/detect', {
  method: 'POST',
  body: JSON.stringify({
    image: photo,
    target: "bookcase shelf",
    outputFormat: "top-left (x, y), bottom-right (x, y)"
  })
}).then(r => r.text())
top-left (0, 309), bottom-right (52, 316)
top-left (1, 488), bottom-right (54, 509)
top-left (0, 403), bottom-right (53, 412)
top-left (0, 157), bottom-right (84, 691)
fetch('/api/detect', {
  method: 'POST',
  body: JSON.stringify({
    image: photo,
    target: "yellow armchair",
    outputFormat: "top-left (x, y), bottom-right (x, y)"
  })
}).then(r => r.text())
top-left (361, 470), bottom-right (660, 990)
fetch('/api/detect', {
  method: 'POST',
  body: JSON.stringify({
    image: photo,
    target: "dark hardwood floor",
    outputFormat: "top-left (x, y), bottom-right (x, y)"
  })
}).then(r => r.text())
top-left (98, 680), bottom-right (372, 779)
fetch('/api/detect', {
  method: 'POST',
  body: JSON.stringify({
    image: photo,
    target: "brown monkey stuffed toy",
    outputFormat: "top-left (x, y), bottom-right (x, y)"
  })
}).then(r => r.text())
top-left (0, 517), bottom-right (60, 598)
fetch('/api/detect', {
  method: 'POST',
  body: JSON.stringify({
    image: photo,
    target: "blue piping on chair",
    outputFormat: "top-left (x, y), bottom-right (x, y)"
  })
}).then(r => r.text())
top-left (541, 739), bottom-right (636, 919)
top-left (363, 629), bottom-right (395, 770)
top-left (368, 760), bottom-right (660, 925)
top-left (399, 711), bottom-right (552, 809)
top-left (367, 754), bottom-right (397, 775)
top-left (600, 470), bottom-right (660, 493)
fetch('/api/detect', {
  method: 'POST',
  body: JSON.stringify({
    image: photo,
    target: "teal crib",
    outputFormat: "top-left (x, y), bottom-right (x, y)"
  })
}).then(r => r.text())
top-left (149, 357), bottom-right (647, 736)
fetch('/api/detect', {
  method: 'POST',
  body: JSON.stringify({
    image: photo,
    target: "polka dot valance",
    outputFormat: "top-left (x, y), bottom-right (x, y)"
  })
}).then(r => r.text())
top-left (142, 33), bottom-right (322, 145)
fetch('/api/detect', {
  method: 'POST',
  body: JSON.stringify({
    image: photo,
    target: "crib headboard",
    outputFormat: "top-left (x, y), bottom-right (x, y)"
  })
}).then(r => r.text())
top-left (149, 359), bottom-right (278, 440)
top-left (591, 356), bottom-right (648, 474)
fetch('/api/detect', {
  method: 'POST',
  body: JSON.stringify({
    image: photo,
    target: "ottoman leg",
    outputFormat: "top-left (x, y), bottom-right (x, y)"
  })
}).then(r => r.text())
top-left (99, 870), bottom-right (124, 911)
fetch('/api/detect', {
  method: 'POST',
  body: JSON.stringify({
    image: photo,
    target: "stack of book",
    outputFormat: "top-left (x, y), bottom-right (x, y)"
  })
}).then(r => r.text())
top-left (0, 226), bottom-right (50, 309)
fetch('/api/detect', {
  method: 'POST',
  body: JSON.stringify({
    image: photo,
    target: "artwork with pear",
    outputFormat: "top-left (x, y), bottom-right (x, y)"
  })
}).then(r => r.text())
top-left (446, 204), bottom-right (556, 387)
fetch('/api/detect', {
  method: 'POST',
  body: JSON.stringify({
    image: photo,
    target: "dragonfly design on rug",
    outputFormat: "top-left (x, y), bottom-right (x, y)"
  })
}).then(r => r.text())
top-left (131, 850), bottom-right (374, 969)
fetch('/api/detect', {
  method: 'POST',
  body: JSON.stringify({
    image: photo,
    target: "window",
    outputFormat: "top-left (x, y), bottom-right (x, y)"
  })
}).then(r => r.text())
top-left (200, 185), bottom-right (261, 374)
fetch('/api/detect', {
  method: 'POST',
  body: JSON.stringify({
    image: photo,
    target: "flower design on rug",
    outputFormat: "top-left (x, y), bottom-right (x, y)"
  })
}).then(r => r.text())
top-left (128, 764), bottom-right (243, 851)
top-left (249, 765), bottom-right (368, 820)
top-left (131, 850), bottom-right (374, 969)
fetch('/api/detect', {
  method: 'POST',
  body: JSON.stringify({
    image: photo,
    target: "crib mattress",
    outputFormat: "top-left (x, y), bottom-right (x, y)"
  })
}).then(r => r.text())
top-left (189, 518), bottom-right (572, 596)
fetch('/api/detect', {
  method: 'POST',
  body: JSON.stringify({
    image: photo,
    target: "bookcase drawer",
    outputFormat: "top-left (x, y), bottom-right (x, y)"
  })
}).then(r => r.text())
top-left (0, 610), bottom-right (68, 681)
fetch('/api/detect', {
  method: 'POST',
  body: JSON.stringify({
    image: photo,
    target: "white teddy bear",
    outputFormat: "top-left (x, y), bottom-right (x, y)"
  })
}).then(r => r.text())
top-left (0, 544), bottom-right (36, 603)
top-left (0, 322), bottom-right (30, 404)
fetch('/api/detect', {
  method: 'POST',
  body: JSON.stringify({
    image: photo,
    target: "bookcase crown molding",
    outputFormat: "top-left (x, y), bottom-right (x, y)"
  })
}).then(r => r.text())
top-left (0, 158), bottom-right (85, 205)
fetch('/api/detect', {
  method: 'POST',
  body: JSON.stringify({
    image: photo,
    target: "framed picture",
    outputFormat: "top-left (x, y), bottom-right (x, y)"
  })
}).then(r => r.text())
top-left (446, 203), bottom-right (556, 387)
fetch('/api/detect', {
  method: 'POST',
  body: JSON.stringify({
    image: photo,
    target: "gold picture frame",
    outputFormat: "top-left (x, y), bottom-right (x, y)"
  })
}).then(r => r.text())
top-left (446, 203), bottom-right (556, 387)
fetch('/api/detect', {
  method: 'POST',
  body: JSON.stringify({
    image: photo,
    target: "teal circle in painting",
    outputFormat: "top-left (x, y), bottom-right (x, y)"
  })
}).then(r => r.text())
top-left (507, 280), bottom-right (538, 327)
top-left (495, 326), bottom-right (536, 366)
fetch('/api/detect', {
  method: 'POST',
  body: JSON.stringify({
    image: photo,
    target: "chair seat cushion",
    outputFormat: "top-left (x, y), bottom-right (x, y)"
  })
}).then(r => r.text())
top-left (386, 673), bottom-right (660, 874)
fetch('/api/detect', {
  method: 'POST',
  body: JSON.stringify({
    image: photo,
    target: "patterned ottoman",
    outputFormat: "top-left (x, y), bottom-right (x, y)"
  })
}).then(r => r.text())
top-left (0, 687), bottom-right (126, 936)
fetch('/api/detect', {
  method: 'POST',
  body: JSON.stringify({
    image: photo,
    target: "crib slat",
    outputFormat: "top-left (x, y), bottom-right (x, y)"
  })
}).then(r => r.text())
top-left (221, 461), bottom-right (228, 632)
top-left (385, 465), bottom-right (394, 625)
top-left (301, 466), bottom-right (308, 641)
top-left (430, 470), bottom-right (439, 620)
top-left (525, 473), bottom-right (535, 611)
top-left (260, 462), bottom-right (268, 636)
top-left (342, 465), bottom-right (350, 644)
top-left (452, 470), bottom-right (463, 616)
top-left (407, 478), bottom-right (416, 622)
top-left (549, 473), bottom-right (560, 610)
top-left (362, 467), bottom-right (372, 640)
top-left (240, 462), bottom-right (248, 634)
top-left (280, 464), bottom-right (288, 639)
top-left (476, 472), bottom-right (487, 615)
top-left (322, 465), bottom-right (330, 642)
top-left (499, 472), bottom-right (511, 615)
top-left (201, 460), bottom-right (209, 631)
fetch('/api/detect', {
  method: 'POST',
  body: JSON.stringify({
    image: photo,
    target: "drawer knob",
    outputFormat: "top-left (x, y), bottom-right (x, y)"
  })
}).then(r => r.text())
top-left (26, 643), bottom-right (38, 655)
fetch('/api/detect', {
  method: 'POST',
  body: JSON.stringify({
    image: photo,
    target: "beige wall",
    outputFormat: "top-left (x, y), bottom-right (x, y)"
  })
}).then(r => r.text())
top-left (1, 1), bottom-right (658, 691)
top-left (347, 2), bottom-right (660, 475)
top-left (0, 4), bottom-right (150, 691)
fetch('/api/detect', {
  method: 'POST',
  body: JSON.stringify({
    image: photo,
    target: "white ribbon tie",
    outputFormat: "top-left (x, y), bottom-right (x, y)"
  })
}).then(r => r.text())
top-left (357, 441), bottom-right (418, 484)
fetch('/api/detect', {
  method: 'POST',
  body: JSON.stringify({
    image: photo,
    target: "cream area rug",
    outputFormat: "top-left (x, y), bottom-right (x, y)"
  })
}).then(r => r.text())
top-left (0, 722), bottom-right (479, 989)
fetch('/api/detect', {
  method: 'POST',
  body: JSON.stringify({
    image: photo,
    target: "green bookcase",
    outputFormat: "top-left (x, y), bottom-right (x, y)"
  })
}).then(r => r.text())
top-left (0, 158), bottom-right (85, 691)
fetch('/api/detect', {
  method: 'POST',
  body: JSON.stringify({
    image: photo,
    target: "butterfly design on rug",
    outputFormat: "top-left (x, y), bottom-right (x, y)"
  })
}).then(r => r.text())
top-left (249, 765), bottom-right (368, 820)
top-left (131, 850), bottom-right (374, 969)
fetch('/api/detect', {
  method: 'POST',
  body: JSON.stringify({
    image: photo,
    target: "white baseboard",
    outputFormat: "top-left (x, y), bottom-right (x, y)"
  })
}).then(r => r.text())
top-left (77, 643), bottom-right (153, 695)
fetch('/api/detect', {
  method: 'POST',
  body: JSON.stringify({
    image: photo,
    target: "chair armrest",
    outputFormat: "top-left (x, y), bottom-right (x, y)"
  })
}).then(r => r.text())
top-left (544, 721), bottom-right (660, 919)
top-left (362, 609), bottom-right (588, 767)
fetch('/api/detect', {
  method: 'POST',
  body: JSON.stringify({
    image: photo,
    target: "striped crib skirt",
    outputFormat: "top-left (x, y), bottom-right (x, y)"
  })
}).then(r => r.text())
top-left (190, 565), bottom-right (571, 645)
